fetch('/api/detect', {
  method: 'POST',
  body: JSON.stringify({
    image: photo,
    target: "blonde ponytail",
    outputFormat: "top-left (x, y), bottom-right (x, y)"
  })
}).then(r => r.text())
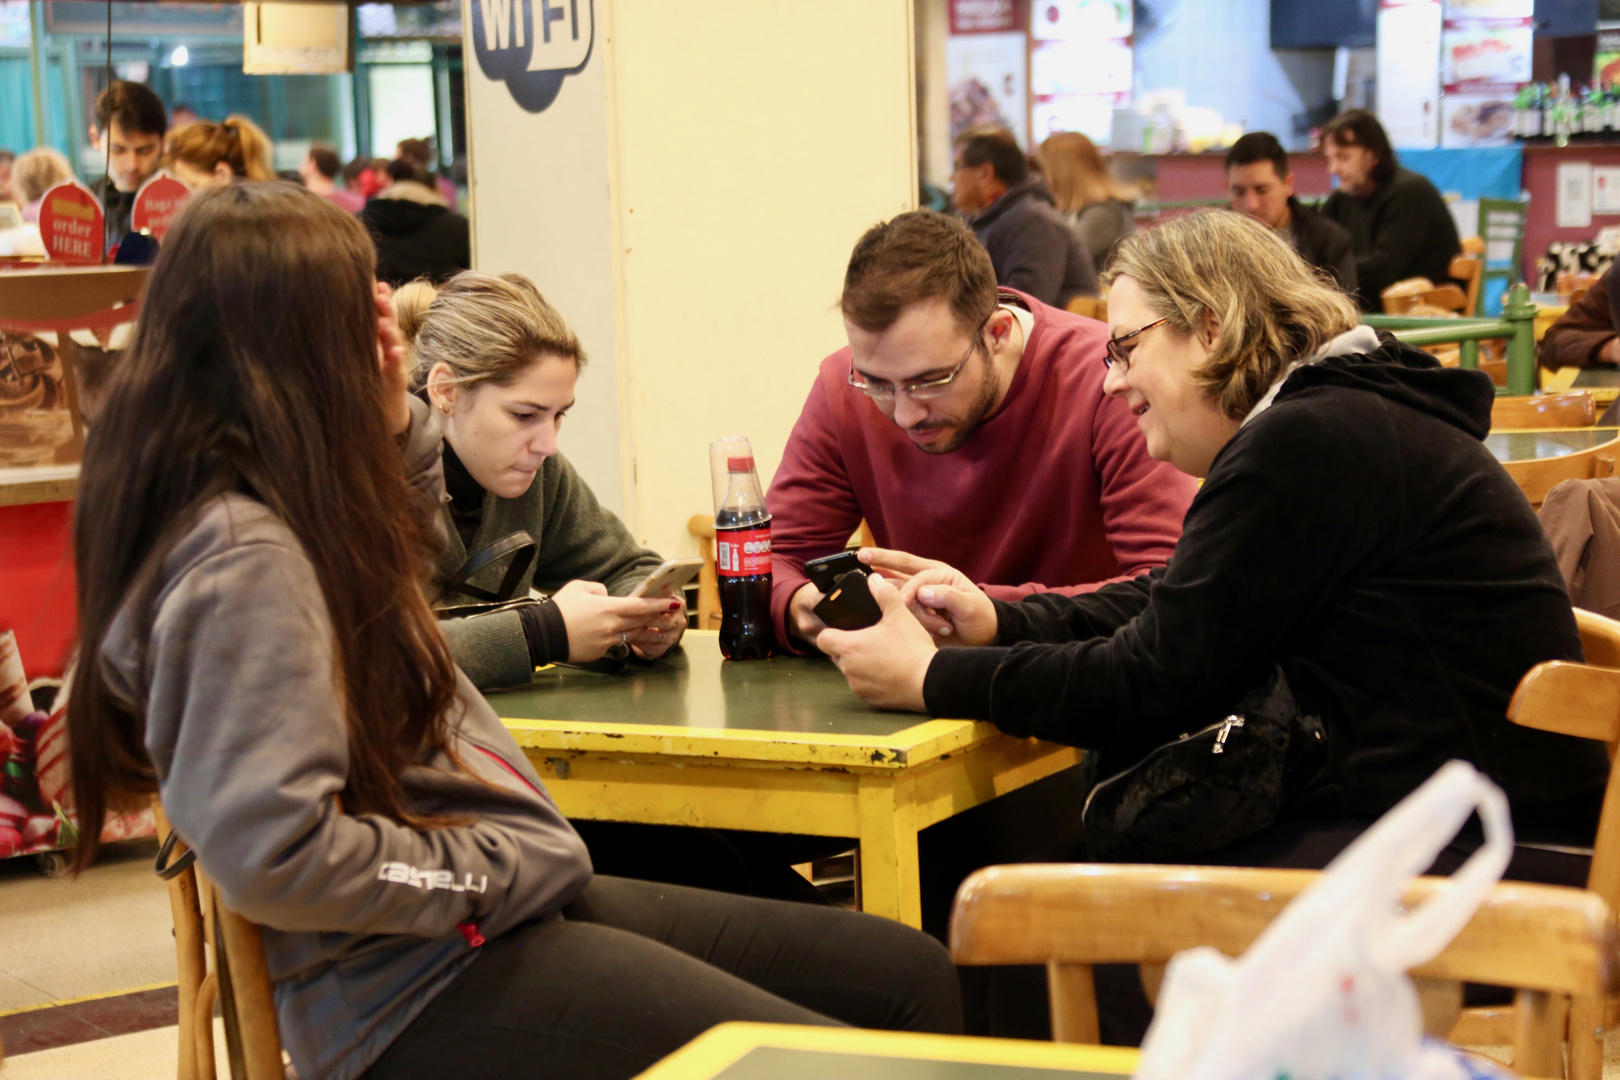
top-left (165, 114), bottom-right (275, 181)
top-left (404, 271), bottom-right (586, 392)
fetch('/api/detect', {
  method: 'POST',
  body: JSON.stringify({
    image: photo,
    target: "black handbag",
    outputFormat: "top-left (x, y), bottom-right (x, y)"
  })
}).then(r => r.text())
top-left (1080, 667), bottom-right (1329, 862)
top-left (435, 531), bottom-right (538, 610)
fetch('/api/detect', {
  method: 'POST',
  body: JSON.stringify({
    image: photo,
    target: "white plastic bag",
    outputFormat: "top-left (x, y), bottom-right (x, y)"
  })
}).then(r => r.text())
top-left (1136, 760), bottom-right (1515, 1080)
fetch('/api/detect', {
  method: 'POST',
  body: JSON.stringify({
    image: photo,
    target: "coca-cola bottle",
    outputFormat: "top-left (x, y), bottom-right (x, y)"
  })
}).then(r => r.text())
top-left (714, 451), bottom-right (773, 661)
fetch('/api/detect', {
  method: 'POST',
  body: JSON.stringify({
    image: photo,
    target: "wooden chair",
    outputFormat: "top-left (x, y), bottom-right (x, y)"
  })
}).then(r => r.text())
top-left (1495, 608), bottom-right (1620, 1078)
top-left (154, 801), bottom-right (284, 1080)
top-left (1383, 277), bottom-right (1470, 316)
top-left (1066, 296), bottom-right (1108, 322)
top-left (1491, 391), bottom-right (1598, 431)
top-left (950, 863), bottom-right (1617, 1076)
top-left (1451, 236), bottom-right (1487, 318)
top-left (1501, 442), bottom-right (1616, 509)
top-left (689, 516), bottom-right (876, 631)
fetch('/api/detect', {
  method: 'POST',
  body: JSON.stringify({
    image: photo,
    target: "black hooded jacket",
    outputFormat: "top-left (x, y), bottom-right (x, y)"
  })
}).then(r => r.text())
top-left (359, 190), bottom-right (471, 287)
top-left (970, 178), bottom-right (1098, 308)
top-left (926, 341), bottom-right (1609, 828)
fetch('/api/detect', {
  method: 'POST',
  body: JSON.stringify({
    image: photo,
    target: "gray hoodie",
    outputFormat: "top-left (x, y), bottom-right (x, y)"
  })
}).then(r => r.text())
top-left (98, 399), bottom-right (593, 1080)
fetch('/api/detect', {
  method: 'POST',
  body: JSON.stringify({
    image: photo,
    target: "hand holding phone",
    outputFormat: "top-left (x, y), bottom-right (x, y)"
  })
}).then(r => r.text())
top-left (805, 550), bottom-right (865, 594)
top-left (812, 570), bottom-right (883, 631)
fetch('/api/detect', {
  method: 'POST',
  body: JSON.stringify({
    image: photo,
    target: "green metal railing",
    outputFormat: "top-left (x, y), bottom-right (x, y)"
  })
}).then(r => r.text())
top-left (1361, 282), bottom-right (1538, 396)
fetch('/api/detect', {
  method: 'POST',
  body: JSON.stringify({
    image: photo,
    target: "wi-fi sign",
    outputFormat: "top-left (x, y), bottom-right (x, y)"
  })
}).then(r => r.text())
top-left (470, 0), bottom-right (594, 113)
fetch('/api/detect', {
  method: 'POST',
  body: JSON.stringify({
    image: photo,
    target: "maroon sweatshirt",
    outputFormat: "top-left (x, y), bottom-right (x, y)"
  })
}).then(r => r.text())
top-left (767, 290), bottom-right (1197, 651)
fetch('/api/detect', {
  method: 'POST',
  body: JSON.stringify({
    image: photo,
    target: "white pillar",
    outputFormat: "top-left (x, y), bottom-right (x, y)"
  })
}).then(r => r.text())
top-left (462, 0), bottom-right (918, 556)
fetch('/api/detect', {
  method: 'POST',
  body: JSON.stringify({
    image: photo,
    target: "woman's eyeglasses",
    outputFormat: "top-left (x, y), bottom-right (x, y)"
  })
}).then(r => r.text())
top-left (1104, 317), bottom-right (1169, 372)
top-left (848, 314), bottom-right (991, 401)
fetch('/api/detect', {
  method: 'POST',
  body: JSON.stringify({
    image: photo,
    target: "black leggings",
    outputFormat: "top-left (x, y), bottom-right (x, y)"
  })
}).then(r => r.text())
top-left (360, 875), bottom-right (962, 1080)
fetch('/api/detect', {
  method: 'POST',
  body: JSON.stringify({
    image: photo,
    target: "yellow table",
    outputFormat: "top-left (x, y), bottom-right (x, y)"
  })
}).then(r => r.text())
top-left (633, 1023), bottom-right (1138, 1079)
top-left (492, 631), bottom-right (1081, 927)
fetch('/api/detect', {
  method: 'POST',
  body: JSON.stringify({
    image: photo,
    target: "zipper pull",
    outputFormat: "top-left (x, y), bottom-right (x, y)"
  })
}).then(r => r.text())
top-left (457, 921), bottom-right (485, 948)
top-left (1213, 715), bottom-right (1244, 754)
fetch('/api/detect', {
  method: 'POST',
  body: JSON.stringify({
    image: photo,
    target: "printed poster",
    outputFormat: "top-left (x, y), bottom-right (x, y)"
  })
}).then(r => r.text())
top-left (947, 31), bottom-right (1029, 147)
top-left (1029, 0), bottom-right (1130, 39)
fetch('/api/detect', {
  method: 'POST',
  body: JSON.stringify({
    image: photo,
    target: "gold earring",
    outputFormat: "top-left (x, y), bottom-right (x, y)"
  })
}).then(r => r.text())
top-left (439, 403), bottom-right (452, 414)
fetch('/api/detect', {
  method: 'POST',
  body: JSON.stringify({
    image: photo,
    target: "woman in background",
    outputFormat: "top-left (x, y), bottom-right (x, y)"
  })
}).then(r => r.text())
top-left (164, 115), bottom-right (275, 189)
top-left (12, 147), bottom-right (72, 222)
top-left (1038, 131), bottom-right (1136, 271)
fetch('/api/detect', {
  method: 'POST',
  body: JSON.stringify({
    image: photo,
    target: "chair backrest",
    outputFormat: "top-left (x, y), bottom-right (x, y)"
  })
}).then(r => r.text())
top-left (950, 863), bottom-right (1617, 1058)
top-left (1450, 251), bottom-right (1483, 318)
top-left (687, 514), bottom-right (722, 631)
top-left (1491, 391), bottom-right (1598, 431)
top-left (154, 800), bottom-right (284, 1080)
top-left (1500, 442), bottom-right (1617, 508)
top-left (1478, 198), bottom-right (1528, 317)
top-left (1066, 296), bottom-right (1108, 322)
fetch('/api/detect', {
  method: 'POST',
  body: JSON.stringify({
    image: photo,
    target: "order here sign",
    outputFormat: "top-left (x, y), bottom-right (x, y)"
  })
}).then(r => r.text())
top-left (38, 181), bottom-right (104, 264)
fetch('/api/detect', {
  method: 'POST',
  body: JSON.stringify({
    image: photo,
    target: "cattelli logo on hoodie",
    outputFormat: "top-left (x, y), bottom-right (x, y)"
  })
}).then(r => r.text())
top-left (470, 0), bottom-right (594, 113)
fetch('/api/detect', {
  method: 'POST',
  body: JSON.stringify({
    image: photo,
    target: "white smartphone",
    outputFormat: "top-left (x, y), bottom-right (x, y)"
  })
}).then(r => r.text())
top-left (630, 557), bottom-right (705, 598)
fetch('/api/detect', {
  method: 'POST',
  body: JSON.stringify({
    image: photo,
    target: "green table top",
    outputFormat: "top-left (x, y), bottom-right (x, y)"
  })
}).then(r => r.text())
top-left (1485, 427), bottom-right (1619, 461)
top-left (709, 1047), bottom-right (1115, 1079)
top-left (485, 631), bottom-right (923, 739)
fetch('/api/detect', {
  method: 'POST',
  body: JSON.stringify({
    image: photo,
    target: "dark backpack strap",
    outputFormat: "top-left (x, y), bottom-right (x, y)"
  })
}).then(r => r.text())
top-left (437, 531), bottom-right (538, 604)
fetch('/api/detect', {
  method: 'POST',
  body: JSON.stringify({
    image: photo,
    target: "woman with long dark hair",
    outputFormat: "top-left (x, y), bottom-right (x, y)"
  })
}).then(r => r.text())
top-left (67, 183), bottom-right (959, 1080)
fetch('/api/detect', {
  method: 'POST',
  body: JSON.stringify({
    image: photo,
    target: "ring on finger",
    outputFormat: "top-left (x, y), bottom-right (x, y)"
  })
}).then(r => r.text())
top-left (620, 631), bottom-right (629, 646)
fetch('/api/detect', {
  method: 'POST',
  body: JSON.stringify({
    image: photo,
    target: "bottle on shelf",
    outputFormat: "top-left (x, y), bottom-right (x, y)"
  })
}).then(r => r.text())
top-left (709, 437), bottom-right (773, 661)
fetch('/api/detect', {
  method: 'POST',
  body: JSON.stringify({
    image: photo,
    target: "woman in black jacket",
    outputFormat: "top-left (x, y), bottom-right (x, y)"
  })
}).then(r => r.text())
top-left (824, 208), bottom-right (1607, 877)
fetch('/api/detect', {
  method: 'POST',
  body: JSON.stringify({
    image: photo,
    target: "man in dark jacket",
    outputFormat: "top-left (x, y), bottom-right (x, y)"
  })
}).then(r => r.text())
top-left (1321, 109), bottom-right (1461, 311)
top-left (1225, 132), bottom-right (1357, 295)
top-left (359, 160), bottom-right (470, 286)
top-left (86, 81), bottom-right (167, 254)
top-left (952, 129), bottom-right (1097, 307)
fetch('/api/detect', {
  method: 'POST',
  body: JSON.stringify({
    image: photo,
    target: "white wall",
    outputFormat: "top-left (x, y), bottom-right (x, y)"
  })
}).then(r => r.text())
top-left (463, 0), bottom-right (918, 556)
top-left (1133, 0), bottom-right (1335, 151)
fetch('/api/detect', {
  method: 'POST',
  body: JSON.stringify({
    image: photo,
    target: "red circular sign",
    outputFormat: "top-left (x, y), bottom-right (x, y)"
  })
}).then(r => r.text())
top-left (37, 181), bottom-right (104, 264)
top-left (132, 173), bottom-right (191, 243)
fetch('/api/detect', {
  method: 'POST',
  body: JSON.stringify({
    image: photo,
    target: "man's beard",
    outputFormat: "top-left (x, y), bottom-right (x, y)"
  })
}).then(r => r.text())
top-left (907, 353), bottom-right (1000, 455)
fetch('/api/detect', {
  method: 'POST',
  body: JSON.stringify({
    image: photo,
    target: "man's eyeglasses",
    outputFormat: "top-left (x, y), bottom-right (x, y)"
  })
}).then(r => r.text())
top-left (848, 315), bottom-right (990, 402)
top-left (1104, 317), bottom-right (1169, 373)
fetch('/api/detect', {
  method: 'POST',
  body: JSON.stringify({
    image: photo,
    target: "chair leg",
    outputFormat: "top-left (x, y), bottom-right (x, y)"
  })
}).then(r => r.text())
top-left (193, 971), bottom-right (218, 1080)
top-left (1512, 989), bottom-right (1570, 1079)
top-left (1047, 962), bottom-right (1100, 1044)
top-left (1567, 996), bottom-right (1605, 1080)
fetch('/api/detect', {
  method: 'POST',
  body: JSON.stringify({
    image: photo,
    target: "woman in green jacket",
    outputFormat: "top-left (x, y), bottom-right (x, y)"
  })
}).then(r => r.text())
top-left (397, 272), bottom-right (686, 690)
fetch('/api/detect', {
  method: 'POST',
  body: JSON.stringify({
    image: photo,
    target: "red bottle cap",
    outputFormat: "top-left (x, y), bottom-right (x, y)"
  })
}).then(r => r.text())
top-left (727, 455), bottom-right (755, 472)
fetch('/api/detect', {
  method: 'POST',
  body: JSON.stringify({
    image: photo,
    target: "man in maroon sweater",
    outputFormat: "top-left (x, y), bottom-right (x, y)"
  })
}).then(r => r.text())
top-left (770, 210), bottom-right (1195, 653)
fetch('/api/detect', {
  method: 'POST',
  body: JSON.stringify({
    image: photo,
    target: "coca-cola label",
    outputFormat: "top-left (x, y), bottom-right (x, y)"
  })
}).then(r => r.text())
top-left (717, 526), bottom-right (771, 577)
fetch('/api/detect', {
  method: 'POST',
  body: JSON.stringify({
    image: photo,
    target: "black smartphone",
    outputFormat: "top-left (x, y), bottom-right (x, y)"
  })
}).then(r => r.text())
top-left (813, 570), bottom-right (883, 631)
top-left (805, 550), bottom-right (865, 594)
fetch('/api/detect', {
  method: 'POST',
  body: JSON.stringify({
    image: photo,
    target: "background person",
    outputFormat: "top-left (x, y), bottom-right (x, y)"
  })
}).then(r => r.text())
top-left (1539, 266), bottom-right (1620, 370)
top-left (362, 159), bottom-right (470, 286)
top-left (0, 150), bottom-right (13, 205)
top-left (396, 135), bottom-right (458, 210)
top-left (67, 182), bottom-right (962, 1080)
top-left (1321, 108), bottom-right (1460, 311)
top-left (394, 272), bottom-right (683, 691)
top-left (1037, 131), bottom-right (1136, 271)
top-left (87, 81), bottom-right (167, 251)
top-left (299, 145), bottom-right (364, 213)
top-left (951, 128), bottom-right (1097, 307)
top-left (1225, 131), bottom-right (1356, 295)
top-left (12, 147), bottom-right (72, 223)
top-left (164, 115), bottom-right (276, 189)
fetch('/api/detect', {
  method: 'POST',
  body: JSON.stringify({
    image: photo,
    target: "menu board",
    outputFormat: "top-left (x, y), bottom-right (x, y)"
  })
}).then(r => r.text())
top-left (1029, 0), bottom-right (1130, 39)
top-left (1439, 2), bottom-right (1531, 147)
top-left (1378, 0), bottom-right (1444, 149)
